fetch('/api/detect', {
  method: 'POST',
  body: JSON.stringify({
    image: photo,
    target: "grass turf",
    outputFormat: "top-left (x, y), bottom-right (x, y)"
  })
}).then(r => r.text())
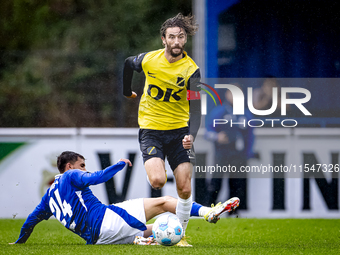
top-left (0, 218), bottom-right (339, 254)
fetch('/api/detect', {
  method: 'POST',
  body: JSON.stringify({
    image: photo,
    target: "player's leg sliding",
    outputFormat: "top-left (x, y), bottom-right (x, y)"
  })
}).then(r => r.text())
top-left (176, 195), bottom-right (193, 247)
top-left (203, 197), bottom-right (240, 223)
top-left (137, 197), bottom-right (240, 246)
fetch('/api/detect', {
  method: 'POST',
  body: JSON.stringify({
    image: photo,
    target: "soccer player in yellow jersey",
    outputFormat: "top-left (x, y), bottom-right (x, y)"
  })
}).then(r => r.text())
top-left (123, 13), bottom-right (202, 246)
top-left (123, 13), bottom-right (240, 247)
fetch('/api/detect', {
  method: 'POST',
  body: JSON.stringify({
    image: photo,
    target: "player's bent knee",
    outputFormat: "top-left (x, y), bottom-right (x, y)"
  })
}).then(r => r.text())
top-left (163, 195), bottom-right (174, 200)
top-left (162, 195), bottom-right (175, 203)
top-left (149, 176), bottom-right (166, 189)
top-left (154, 196), bottom-right (172, 207)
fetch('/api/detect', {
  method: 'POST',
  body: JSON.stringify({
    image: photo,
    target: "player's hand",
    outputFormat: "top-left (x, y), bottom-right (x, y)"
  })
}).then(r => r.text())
top-left (8, 243), bottom-right (16, 245)
top-left (182, 135), bottom-right (194, 149)
top-left (119, 159), bottom-right (132, 166)
top-left (125, 91), bottom-right (137, 98)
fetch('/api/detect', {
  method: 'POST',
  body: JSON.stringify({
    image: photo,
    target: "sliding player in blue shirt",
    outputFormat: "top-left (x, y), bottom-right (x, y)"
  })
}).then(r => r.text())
top-left (11, 151), bottom-right (239, 245)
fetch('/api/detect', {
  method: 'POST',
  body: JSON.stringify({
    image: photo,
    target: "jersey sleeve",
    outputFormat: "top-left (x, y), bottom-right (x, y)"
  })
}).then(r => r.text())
top-left (71, 161), bottom-right (127, 188)
top-left (15, 192), bottom-right (52, 244)
top-left (123, 53), bottom-right (147, 97)
top-left (187, 68), bottom-right (202, 139)
top-left (187, 68), bottom-right (201, 93)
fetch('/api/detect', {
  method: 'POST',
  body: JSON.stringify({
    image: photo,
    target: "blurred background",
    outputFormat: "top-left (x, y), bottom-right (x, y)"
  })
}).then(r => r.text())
top-left (1, 0), bottom-right (340, 128)
top-left (1, 0), bottom-right (339, 128)
top-left (0, 0), bottom-right (192, 128)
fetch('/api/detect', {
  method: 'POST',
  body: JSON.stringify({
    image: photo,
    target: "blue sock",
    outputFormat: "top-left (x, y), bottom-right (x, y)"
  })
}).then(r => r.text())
top-left (190, 201), bottom-right (203, 216)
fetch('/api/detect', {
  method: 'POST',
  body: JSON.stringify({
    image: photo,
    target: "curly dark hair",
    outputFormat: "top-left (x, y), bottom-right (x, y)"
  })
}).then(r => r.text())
top-left (160, 13), bottom-right (199, 38)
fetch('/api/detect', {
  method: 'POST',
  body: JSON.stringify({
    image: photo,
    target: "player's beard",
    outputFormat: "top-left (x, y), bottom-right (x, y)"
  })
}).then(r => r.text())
top-left (166, 43), bottom-right (185, 58)
top-left (170, 47), bottom-right (183, 58)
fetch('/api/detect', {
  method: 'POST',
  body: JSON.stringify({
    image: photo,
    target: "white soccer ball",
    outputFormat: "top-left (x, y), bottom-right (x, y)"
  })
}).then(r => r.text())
top-left (152, 214), bottom-right (184, 246)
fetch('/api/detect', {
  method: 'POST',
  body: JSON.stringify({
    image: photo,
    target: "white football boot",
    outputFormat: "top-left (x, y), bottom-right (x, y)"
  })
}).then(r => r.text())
top-left (204, 197), bottom-right (240, 223)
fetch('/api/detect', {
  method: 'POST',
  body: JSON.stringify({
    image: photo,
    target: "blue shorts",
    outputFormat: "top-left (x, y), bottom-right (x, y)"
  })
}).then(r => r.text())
top-left (138, 127), bottom-right (196, 171)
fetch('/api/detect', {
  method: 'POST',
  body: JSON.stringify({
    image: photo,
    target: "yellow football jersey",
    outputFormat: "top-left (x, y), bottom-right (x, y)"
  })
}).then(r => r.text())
top-left (137, 49), bottom-right (199, 130)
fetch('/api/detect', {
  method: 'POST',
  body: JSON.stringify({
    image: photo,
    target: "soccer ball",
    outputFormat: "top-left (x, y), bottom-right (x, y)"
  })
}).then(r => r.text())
top-left (152, 214), bottom-right (184, 246)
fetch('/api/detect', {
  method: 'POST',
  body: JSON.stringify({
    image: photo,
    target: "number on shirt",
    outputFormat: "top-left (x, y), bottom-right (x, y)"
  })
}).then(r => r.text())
top-left (49, 189), bottom-right (73, 227)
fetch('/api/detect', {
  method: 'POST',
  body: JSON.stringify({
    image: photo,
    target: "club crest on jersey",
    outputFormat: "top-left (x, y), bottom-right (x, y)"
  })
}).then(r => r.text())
top-left (176, 76), bottom-right (185, 87)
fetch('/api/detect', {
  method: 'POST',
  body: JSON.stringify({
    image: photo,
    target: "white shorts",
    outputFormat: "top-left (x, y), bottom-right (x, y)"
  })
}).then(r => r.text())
top-left (96, 198), bottom-right (146, 245)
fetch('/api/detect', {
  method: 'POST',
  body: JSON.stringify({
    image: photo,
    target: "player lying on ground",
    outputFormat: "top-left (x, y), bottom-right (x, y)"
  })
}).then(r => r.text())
top-left (10, 151), bottom-right (239, 245)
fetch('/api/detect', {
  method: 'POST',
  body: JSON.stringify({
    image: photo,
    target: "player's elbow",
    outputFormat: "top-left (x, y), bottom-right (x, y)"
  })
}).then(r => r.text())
top-left (124, 56), bottom-right (135, 68)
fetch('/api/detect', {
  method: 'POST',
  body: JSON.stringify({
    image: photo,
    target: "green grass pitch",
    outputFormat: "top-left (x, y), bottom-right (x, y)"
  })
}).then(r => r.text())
top-left (1, 218), bottom-right (339, 254)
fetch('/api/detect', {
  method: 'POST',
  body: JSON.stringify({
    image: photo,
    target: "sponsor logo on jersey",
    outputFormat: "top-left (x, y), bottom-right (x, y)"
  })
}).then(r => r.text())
top-left (147, 71), bottom-right (156, 78)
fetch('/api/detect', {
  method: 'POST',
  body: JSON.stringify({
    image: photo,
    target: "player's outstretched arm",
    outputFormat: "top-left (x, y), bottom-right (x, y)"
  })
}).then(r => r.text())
top-left (123, 53), bottom-right (146, 98)
top-left (118, 158), bottom-right (132, 166)
top-left (12, 193), bottom-right (52, 244)
top-left (75, 159), bottom-right (132, 187)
